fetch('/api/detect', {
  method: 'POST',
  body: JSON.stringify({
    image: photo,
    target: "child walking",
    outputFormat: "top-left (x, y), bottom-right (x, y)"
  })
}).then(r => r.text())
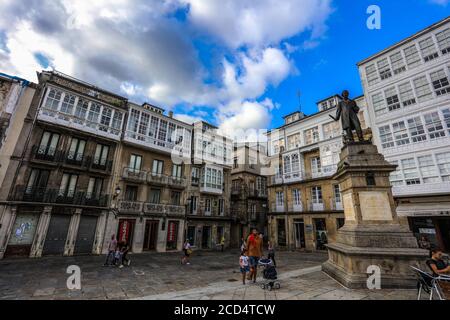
top-left (239, 250), bottom-right (250, 285)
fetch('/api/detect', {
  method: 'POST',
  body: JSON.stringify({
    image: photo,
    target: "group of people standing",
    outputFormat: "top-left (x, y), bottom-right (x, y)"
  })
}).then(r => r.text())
top-left (239, 228), bottom-right (276, 285)
top-left (104, 235), bottom-right (131, 268)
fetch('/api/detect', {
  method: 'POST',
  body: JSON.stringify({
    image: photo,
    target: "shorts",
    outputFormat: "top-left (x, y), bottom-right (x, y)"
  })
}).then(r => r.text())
top-left (240, 266), bottom-right (250, 274)
top-left (184, 249), bottom-right (190, 257)
top-left (249, 256), bottom-right (259, 268)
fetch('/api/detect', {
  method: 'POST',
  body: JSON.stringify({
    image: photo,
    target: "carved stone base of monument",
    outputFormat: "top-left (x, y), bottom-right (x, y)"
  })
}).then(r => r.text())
top-left (322, 141), bottom-right (428, 289)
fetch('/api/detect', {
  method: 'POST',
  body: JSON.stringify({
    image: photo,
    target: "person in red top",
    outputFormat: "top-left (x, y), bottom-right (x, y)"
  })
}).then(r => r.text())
top-left (246, 229), bottom-right (264, 283)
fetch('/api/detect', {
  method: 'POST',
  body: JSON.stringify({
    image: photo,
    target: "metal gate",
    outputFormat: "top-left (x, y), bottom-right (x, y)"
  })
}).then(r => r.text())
top-left (74, 215), bottom-right (98, 255)
top-left (42, 214), bottom-right (71, 256)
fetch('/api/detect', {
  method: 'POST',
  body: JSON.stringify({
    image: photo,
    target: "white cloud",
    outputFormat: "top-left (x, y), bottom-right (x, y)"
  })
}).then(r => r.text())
top-left (0, 0), bottom-right (334, 133)
top-left (429, 0), bottom-right (449, 5)
top-left (184, 0), bottom-right (333, 48)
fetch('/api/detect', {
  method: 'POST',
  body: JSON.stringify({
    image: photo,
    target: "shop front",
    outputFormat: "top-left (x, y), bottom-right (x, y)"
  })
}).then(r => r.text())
top-left (5, 211), bottom-right (40, 257)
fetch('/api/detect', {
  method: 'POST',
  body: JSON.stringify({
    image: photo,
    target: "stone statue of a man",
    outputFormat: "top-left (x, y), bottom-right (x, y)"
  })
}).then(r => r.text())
top-left (331, 90), bottom-right (364, 143)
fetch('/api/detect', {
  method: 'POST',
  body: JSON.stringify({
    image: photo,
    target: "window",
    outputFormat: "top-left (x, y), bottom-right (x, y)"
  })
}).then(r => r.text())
top-left (390, 51), bottom-right (406, 75)
top-left (389, 160), bottom-right (403, 186)
top-left (87, 103), bottom-right (101, 125)
top-left (442, 108), bottom-right (450, 135)
top-left (304, 127), bottom-right (319, 145)
top-left (377, 58), bottom-right (392, 80)
top-left (419, 37), bottom-right (439, 62)
top-left (392, 121), bottom-right (410, 146)
top-left (172, 164), bottom-right (182, 178)
top-left (87, 177), bottom-right (103, 199)
top-left (311, 157), bottom-right (321, 175)
top-left (139, 113), bottom-right (150, 136)
top-left (129, 154), bottom-right (142, 172)
top-left (256, 176), bottom-right (266, 195)
top-left (430, 69), bottom-right (450, 96)
top-left (152, 160), bottom-right (164, 175)
top-left (168, 123), bottom-right (176, 143)
top-left (171, 191), bottom-right (181, 206)
top-left (407, 117), bottom-right (427, 143)
top-left (99, 107), bottom-right (112, 132)
top-left (404, 44), bottom-right (421, 68)
top-left (37, 131), bottom-right (60, 158)
top-left (385, 87), bottom-right (401, 112)
top-left (191, 167), bottom-right (200, 185)
top-left (218, 199), bottom-right (224, 216)
top-left (323, 121), bottom-right (340, 139)
top-left (287, 133), bottom-right (301, 149)
top-left (59, 173), bottom-right (78, 198)
top-left (399, 82), bottom-right (416, 107)
top-left (26, 169), bottom-right (50, 193)
top-left (190, 196), bottom-right (198, 214)
top-left (45, 89), bottom-right (62, 110)
top-left (413, 76), bottom-right (433, 102)
top-left (94, 144), bottom-right (109, 167)
top-left (379, 125), bottom-right (394, 149)
top-left (149, 117), bottom-right (159, 138)
top-left (424, 112), bottom-right (445, 139)
top-left (128, 109), bottom-right (140, 133)
top-left (74, 99), bottom-right (89, 122)
top-left (418, 155), bottom-right (439, 183)
top-left (67, 138), bottom-right (86, 162)
top-left (284, 155), bottom-right (291, 174)
top-left (60, 94), bottom-right (76, 115)
top-left (125, 185), bottom-right (138, 201)
top-left (372, 92), bottom-right (386, 116)
top-left (292, 189), bottom-right (301, 206)
top-left (365, 64), bottom-right (379, 86)
top-left (111, 111), bottom-right (123, 132)
top-left (291, 153), bottom-right (300, 173)
top-left (205, 199), bottom-right (212, 214)
top-left (436, 152), bottom-right (450, 181)
top-left (401, 158), bottom-right (420, 185)
top-left (311, 186), bottom-right (323, 204)
top-left (158, 120), bottom-right (168, 142)
top-left (333, 185), bottom-right (342, 203)
top-left (276, 192), bottom-right (284, 207)
top-left (149, 189), bottom-right (161, 204)
top-left (436, 28), bottom-right (450, 55)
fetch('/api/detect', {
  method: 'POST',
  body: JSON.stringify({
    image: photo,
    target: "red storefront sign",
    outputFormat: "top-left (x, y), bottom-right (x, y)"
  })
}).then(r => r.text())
top-left (118, 220), bottom-right (134, 244)
top-left (167, 221), bottom-right (178, 242)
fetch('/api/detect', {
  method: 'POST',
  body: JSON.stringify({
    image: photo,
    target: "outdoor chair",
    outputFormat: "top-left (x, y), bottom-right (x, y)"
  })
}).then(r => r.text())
top-left (410, 266), bottom-right (450, 300)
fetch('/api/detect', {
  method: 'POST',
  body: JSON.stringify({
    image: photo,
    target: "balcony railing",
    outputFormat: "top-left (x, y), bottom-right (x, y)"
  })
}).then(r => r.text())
top-left (331, 199), bottom-right (343, 211)
top-left (147, 172), bottom-right (168, 185)
top-left (288, 202), bottom-right (303, 213)
top-left (122, 167), bottom-right (147, 183)
top-left (31, 145), bottom-right (64, 162)
top-left (308, 201), bottom-right (325, 212)
top-left (167, 176), bottom-right (187, 189)
top-left (118, 200), bottom-right (143, 213)
top-left (247, 189), bottom-right (268, 198)
top-left (271, 203), bottom-right (285, 213)
top-left (11, 186), bottom-right (110, 207)
top-left (196, 208), bottom-right (227, 217)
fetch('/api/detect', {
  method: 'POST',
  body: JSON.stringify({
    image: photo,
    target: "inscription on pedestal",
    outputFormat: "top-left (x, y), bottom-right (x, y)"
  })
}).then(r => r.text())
top-left (359, 191), bottom-right (392, 221)
top-left (343, 193), bottom-right (356, 221)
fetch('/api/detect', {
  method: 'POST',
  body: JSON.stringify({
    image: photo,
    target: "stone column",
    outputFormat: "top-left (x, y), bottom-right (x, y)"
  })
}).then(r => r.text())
top-left (92, 210), bottom-right (108, 255)
top-left (64, 209), bottom-right (81, 256)
top-left (30, 206), bottom-right (52, 258)
top-left (156, 218), bottom-right (166, 252)
top-left (101, 211), bottom-right (118, 255)
top-left (132, 217), bottom-right (145, 254)
top-left (0, 205), bottom-right (17, 260)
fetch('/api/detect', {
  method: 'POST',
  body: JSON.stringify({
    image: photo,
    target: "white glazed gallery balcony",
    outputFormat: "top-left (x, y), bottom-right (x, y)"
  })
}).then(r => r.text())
top-left (38, 88), bottom-right (124, 141)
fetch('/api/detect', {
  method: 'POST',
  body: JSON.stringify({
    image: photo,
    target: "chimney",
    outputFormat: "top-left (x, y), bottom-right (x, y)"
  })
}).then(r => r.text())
top-left (169, 111), bottom-right (174, 118)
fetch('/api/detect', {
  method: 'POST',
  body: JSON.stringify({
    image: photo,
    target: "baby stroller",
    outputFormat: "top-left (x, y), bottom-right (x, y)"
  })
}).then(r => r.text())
top-left (259, 258), bottom-right (280, 291)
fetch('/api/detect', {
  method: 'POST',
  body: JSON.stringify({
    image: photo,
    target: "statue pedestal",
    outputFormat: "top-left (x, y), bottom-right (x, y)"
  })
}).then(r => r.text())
top-left (322, 142), bottom-right (428, 289)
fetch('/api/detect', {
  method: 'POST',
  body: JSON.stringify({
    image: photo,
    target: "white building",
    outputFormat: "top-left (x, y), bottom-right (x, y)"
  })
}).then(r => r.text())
top-left (358, 17), bottom-right (450, 251)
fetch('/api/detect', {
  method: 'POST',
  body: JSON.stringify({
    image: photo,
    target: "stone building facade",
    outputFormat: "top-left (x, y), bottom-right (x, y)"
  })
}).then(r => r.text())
top-left (358, 17), bottom-right (450, 251)
top-left (184, 121), bottom-right (233, 250)
top-left (266, 95), bottom-right (368, 252)
top-left (108, 102), bottom-right (192, 253)
top-left (230, 143), bottom-right (268, 247)
top-left (0, 71), bottom-right (127, 259)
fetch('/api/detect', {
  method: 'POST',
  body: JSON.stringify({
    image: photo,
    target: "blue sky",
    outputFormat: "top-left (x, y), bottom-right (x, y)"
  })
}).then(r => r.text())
top-left (0, 0), bottom-right (448, 136)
